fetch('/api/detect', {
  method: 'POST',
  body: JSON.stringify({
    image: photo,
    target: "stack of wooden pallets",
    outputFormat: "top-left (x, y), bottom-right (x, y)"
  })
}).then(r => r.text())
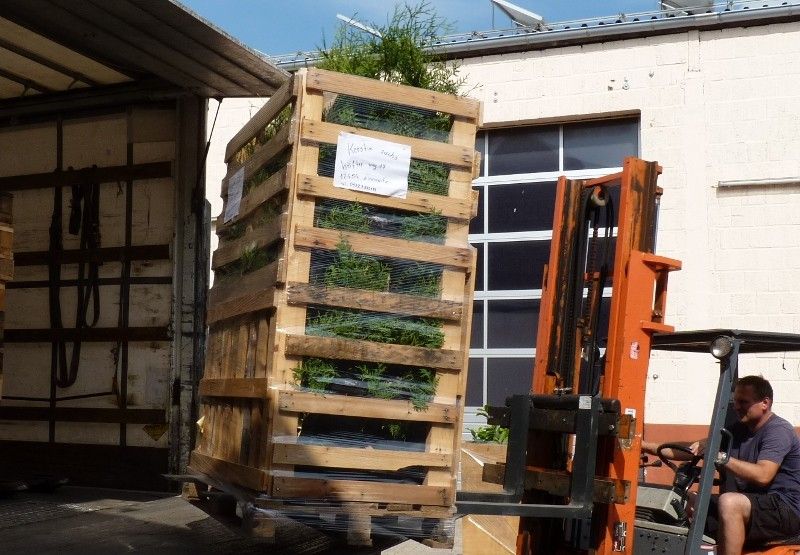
top-left (189, 68), bottom-right (481, 546)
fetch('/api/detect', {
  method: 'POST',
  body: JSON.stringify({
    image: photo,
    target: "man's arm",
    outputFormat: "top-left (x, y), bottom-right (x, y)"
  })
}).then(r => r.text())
top-left (642, 439), bottom-right (706, 461)
top-left (717, 455), bottom-right (779, 488)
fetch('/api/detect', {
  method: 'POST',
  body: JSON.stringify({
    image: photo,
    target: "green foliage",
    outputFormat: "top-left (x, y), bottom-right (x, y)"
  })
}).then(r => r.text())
top-left (293, 358), bottom-right (338, 393)
top-left (317, 201), bottom-right (370, 233)
top-left (215, 245), bottom-right (275, 280)
top-left (469, 406), bottom-right (509, 444)
top-left (404, 368), bottom-right (439, 411)
top-left (239, 246), bottom-right (271, 274)
top-left (236, 104), bottom-right (293, 163)
top-left (317, 2), bottom-right (464, 95)
top-left (218, 201), bottom-right (282, 242)
top-left (244, 149), bottom-right (291, 194)
top-left (408, 159), bottom-right (449, 195)
top-left (306, 308), bottom-right (444, 349)
top-left (401, 210), bottom-right (447, 243)
top-left (357, 363), bottom-right (395, 400)
top-left (392, 263), bottom-right (441, 297)
top-left (323, 239), bottom-right (390, 291)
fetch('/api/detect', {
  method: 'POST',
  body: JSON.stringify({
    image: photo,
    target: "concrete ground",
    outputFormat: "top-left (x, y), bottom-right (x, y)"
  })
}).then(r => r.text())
top-left (0, 487), bottom-right (460, 555)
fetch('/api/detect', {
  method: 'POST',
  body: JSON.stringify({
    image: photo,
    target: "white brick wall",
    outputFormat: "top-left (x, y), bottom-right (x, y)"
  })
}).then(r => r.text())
top-left (458, 21), bottom-right (800, 425)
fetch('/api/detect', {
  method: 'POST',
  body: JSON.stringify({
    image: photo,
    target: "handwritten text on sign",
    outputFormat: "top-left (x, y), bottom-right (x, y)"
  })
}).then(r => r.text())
top-left (223, 167), bottom-right (245, 223)
top-left (333, 132), bottom-right (411, 198)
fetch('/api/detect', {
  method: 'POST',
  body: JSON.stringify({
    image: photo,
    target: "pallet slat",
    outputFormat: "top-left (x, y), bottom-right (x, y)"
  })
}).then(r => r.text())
top-left (219, 166), bottom-right (290, 228)
top-left (294, 226), bottom-right (473, 269)
top-left (286, 282), bottom-right (462, 321)
top-left (226, 76), bottom-right (298, 162)
top-left (297, 174), bottom-right (475, 221)
top-left (284, 333), bottom-right (462, 370)
top-left (301, 119), bottom-right (474, 168)
top-left (306, 68), bottom-right (480, 120)
top-left (271, 442), bottom-right (451, 471)
top-left (278, 390), bottom-right (458, 423)
top-left (212, 215), bottom-right (287, 270)
top-left (272, 476), bottom-right (451, 506)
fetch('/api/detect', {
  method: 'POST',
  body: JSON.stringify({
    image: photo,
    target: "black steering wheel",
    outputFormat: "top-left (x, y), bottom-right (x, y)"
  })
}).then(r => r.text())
top-left (656, 443), bottom-right (703, 473)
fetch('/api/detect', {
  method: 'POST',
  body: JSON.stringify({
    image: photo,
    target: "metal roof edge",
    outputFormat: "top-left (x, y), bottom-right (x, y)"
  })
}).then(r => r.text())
top-left (274, 3), bottom-right (800, 71)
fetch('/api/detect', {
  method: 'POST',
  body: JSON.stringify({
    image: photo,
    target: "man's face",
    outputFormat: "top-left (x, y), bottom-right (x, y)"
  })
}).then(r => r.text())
top-left (733, 384), bottom-right (770, 427)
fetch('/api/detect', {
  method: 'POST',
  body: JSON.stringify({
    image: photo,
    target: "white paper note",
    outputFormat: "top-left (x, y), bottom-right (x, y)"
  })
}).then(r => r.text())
top-left (333, 132), bottom-right (411, 198)
top-left (223, 167), bottom-right (245, 223)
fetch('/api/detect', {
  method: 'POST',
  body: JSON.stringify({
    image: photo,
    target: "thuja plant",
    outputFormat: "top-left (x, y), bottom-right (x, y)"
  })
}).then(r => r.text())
top-left (317, 2), bottom-right (464, 95)
top-left (317, 1), bottom-right (460, 186)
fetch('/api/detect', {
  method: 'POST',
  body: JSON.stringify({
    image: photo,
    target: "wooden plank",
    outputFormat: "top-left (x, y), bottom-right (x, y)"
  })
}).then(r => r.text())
top-left (272, 476), bottom-right (451, 506)
top-left (199, 378), bottom-right (270, 399)
top-left (188, 451), bottom-right (269, 492)
top-left (15, 244), bottom-right (170, 266)
top-left (4, 326), bottom-right (168, 342)
top-left (254, 499), bottom-right (454, 518)
top-left (0, 406), bottom-right (164, 424)
top-left (226, 75), bottom-right (298, 162)
top-left (209, 262), bottom-right (279, 307)
top-left (223, 123), bottom-right (292, 189)
top-left (294, 226), bottom-right (473, 269)
top-left (219, 166), bottom-right (289, 227)
top-left (284, 333), bottom-right (462, 370)
top-left (306, 68), bottom-right (480, 121)
top-left (286, 282), bottom-right (462, 321)
top-left (212, 215), bottom-right (287, 270)
top-left (301, 119), bottom-right (474, 169)
top-left (278, 390), bottom-right (457, 423)
top-left (206, 287), bottom-right (275, 324)
top-left (0, 161), bottom-right (172, 191)
top-left (271, 441), bottom-right (451, 471)
top-left (297, 174), bottom-right (475, 221)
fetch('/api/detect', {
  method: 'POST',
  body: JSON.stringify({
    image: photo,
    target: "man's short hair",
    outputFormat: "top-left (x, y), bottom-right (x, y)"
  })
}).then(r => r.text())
top-left (737, 375), bottom-right (773, 401)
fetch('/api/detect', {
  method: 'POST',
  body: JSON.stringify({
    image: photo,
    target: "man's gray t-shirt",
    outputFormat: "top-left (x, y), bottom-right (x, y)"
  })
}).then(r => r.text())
top-left (728, 414), bottom-right (800, 516)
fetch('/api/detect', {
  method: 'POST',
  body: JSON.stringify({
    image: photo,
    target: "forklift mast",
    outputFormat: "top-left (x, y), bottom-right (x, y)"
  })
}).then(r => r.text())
top-left (526, 157), bottom-right (681, 553)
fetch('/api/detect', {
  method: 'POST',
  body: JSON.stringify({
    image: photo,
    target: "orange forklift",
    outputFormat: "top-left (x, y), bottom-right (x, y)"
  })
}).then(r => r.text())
top-left (456, 158), bottom-right (800, 554)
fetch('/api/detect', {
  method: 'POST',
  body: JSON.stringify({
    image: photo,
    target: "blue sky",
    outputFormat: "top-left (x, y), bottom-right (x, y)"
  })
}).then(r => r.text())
top-left (179, 0), bottom-right (664, 55)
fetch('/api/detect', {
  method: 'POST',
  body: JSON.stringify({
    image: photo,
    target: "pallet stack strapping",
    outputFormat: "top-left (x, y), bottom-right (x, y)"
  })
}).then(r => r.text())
top-left (189, 68), bottom-right (481, 546)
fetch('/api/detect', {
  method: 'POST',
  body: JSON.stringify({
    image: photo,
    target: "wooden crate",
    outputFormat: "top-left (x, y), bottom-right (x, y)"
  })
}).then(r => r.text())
top-left (0, 192), bottom-right (12, 399)
top-left (189, 69), bottom-right (480, 543)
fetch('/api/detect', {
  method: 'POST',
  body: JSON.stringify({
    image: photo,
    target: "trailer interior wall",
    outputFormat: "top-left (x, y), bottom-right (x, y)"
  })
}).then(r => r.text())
top-left (0, 92), bottom-right (208, 490)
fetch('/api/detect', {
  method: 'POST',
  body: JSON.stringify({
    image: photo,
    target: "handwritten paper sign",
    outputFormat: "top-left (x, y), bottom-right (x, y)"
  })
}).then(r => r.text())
top-left (223, 167), bottom-right (245, 223)
top-left (333, 132), bottom-right (411, 198)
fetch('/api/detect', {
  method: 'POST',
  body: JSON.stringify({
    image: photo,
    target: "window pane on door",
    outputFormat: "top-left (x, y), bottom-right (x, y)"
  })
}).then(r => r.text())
top-left (488, 126), bottom-right (559, 175)
top-left (487, 299), bottom-right (539, 348)
top-left (487, 241), bottom-right (550, 290)
top-left (488, 181), bottom-right (557, 233)
top-left (475, 132), bottom-right (486, 177)
top-left (487, 357), bottom-right (534, 406)
top-left (466, 358), bottom-right (484, 406)
top-left (473, 242), bottom-right (484, 291)
top-left (469, 186), bottom-right (484, 234)
top-left (471, 301), bottom-right (484, 349)
top-left (563, 119), bottom-right (639, 170)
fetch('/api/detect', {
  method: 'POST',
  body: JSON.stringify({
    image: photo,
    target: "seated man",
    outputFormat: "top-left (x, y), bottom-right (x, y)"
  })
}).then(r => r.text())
top-left (642, 375), bottom-right (800, 555)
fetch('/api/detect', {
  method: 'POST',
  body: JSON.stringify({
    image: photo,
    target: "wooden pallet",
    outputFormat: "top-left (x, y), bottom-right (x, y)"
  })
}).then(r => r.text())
top-left (189, 68), bottom-right (480, 544)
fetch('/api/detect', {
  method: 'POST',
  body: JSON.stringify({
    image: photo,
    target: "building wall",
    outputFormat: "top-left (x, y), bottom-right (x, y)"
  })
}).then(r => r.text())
top-left (459, 21), bottom-right (800, 425)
